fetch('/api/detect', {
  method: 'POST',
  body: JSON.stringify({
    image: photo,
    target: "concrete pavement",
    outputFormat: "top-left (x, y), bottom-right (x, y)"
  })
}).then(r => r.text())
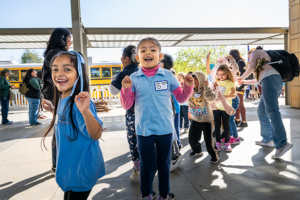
top-left (1, 98), bottom-right (300, 200)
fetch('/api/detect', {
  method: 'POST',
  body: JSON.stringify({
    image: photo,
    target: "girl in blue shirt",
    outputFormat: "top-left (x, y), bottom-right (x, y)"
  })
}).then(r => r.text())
top-left (121, 37), bottom-right (194, 200)
top-left (41, 51), bottom-right (105, 200)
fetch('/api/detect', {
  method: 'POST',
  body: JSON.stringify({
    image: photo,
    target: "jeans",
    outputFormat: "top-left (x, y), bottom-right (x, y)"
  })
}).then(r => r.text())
top-left (213, 110), bottom-right (230, 143)
top-left (26, 97), bottom-right (40, 125)
top-left (258, 74), bottom-right (287, 149)
top-left (180, 105), bottom-right (189, 128)
top-left (230, 96), bottom-right (240, 138)
top-left (174, 113), bottom-right (181, 146)
top-left (137, 134), bottom-right (172, 198)
top-left (0, 96), bottom-right (9, 124)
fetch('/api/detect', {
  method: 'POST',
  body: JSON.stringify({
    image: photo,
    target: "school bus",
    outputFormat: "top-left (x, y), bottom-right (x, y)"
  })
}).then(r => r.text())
top-left (0, 61), bottom-right (123, 88)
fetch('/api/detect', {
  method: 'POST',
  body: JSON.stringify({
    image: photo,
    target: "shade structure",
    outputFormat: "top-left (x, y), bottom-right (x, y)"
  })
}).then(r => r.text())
top-left (0, 27), bottom-right (288, 49)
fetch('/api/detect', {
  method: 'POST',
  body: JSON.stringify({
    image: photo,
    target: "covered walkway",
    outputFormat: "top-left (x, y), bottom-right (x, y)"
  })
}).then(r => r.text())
top-left (1, 98), bottom-right (300, 200)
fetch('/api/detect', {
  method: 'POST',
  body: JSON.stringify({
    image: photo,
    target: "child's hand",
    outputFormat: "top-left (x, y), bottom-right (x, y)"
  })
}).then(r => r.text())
top-left (184, 75), bottom-right (194, 87)
top-left (122, 76), bottom-right (132, 89)
top-left (236, 77), bottom-right (244, 84)
top-left (206, 52), bottom-right (211, 59)
top-left (213, 82), bottom-right (219, 89)
top-left (225, 55), bottom-right (234, 61)
top-left (42, 99), bottom-right (54, 113)
top-left (75, 92), bottom-right (90, 115)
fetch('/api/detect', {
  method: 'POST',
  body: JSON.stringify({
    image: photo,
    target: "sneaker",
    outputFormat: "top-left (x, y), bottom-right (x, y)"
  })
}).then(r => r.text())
top-left (239, 122), bottom-right (248, 127)
top-left (170, 154), bottom-right (183, 172)
top-left (3, 121), bottom-right (13, 125)
top-left (2, 121), bottom-right (13, 125)
top-left (255, 140), bottom-right (275, 148)
top-left (140, 194), bottom-right (152, 200)
top-left (30, 122), bottom-right (42, 126)
top-left (210, 157), bottom-right (220, 164)
top-left (50, 167), bottom-right (56, 176)
top-left (130, 167), bottom-right (140, 180)
top-left (158, 193), bottom-right (175, 200)
top-left (225, 142), bottom-right (232, 152)
top-left (216, 142), bottom-right (222, 151)
top-left (230, 137), bottom-right (241, 145)
top-left (271, 142), bottom-right (293, 159)
top-left (235, 120), bottom-right (241, 126)
top-left (189, 151), bottom-right (203, 157)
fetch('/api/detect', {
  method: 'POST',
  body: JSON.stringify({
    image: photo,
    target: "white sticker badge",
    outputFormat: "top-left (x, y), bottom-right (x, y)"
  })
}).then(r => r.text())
top-left (154, 80), bottom-right (168, 91)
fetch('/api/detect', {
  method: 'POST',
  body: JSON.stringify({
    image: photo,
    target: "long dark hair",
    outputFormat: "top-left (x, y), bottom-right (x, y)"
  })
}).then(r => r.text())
top-left (44, 28), bottom-right (71, 57)
top-left (23, 69), bottom-right (35, 83)
top-left (41, 51), bottom-right (89, 150)
top-left (122, 45), bottom-right (139, 66)
top-left (229, 49), bottom-right (245, 62)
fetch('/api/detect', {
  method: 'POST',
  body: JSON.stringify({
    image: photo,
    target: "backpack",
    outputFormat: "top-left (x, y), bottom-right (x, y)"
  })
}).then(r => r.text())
top-left (19, 82), bottom-right (29, 95)
top-left (265, 50), bottom-right (300, 82)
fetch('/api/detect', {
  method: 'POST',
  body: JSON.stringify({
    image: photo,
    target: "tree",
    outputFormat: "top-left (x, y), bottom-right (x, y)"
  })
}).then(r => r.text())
top-left (173, 46), bottom-right (246, 74)
top-left (20, 49), bottom-right (43, 63)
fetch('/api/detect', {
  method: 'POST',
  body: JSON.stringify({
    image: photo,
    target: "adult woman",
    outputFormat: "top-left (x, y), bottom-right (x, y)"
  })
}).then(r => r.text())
top-left (23, 69), bottom-right (42, 126)
top-left (238, 49), bottom-right (293, 159)
top-left (229, 49), bottom-right (248, 127)
top-left (0, 69), bottom-right (15, 125)
top-left (42, 28), bottom-right (72, 176)
top-left (110, 45), bottom-right (140, 180)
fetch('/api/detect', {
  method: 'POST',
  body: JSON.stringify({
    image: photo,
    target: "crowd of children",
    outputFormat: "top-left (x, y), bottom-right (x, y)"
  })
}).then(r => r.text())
top-left (40, 36), bottom-right (293, 200)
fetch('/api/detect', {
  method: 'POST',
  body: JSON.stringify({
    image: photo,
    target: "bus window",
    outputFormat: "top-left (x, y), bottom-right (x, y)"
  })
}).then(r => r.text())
top-left (90, 68), bottom-right (100, 78)
top-left (9, 70), bottom-right (20, 81)
top-left (21, 70), bottom-right (27, 81)
top-left (102, 67), bottom-right (111, 78)
top-left (112, 67), bottom-right (121, 76)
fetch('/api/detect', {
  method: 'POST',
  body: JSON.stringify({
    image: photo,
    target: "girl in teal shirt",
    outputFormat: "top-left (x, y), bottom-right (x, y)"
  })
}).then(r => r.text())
top-left (42, 51), bottom-right (105, 200)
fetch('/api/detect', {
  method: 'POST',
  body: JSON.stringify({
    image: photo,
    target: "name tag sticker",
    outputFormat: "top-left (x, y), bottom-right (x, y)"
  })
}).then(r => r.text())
top-left (155, 80), bottom-right (168, 91)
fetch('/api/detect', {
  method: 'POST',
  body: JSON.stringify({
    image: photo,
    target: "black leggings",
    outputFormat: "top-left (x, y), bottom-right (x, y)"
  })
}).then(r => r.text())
top-left (64, 190), bottom-right (91, 200)
top-left (213, 110), bottom-right (230, 143)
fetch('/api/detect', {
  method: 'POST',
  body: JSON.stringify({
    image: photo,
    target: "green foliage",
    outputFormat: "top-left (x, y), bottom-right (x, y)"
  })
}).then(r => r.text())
top-left (21, 49), bottom-right (43, 64)
top-left (173, 46), bottom-right (246, 74)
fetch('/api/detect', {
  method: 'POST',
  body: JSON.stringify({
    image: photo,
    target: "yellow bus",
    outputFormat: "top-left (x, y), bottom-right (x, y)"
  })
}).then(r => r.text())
top-left (0, 61), bottom-right (123, 88)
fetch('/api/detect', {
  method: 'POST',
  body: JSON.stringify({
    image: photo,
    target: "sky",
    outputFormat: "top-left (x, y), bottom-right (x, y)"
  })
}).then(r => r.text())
top-left (0, 0), bottom-right (289, 63)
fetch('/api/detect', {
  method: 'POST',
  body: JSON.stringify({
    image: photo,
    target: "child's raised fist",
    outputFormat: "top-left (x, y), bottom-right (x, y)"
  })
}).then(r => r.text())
top-left (184, 75), bottom-right (194, 87)
top-left (122, 76), bottom-right (132, 89)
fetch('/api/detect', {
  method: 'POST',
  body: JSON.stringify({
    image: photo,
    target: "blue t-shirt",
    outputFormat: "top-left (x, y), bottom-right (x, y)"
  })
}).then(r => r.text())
top-left (131, 68), bottom-right (180, 136)
top-left (55, 97), bottom-right (105, 192)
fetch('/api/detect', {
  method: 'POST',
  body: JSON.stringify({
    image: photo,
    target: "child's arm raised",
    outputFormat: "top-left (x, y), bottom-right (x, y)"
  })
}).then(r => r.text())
top-left (120, 76), bottom-right (135, 110)
top-left (75, 92), bottom-right (103, 140)
top-left (206, 52), bottom-right (211, 75)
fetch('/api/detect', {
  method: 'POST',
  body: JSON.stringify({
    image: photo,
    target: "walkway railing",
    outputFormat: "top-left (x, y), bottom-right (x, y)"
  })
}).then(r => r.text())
top-left (9, 86), bottom-right (120, 108)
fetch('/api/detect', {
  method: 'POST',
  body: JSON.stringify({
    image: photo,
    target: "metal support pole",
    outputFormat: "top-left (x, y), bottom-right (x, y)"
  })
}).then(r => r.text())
top-left (284, 32), bottom-right (290, 105)
top-left (82, 32), bottom-right (88, 61)
top-left (70, 0), bottom-right (83, 53)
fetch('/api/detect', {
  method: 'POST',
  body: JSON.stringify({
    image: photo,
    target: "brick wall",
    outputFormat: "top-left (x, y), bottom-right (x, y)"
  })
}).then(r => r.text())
top-left (290, 0), bottom-right (300, 108)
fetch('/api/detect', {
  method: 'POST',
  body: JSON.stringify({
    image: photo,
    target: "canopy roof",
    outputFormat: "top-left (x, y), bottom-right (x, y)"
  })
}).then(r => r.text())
top-left (0, 27), bottom-right (288, 49)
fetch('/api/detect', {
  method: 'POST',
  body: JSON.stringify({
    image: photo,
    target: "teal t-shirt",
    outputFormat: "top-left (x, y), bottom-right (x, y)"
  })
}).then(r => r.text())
top-left (55, 96), bottom-right (105, 192)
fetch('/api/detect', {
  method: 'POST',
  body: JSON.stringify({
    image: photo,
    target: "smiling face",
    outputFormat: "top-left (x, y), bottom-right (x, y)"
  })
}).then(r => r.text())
top-left (52, 56), bottom-right (78, 98)
top-left (193, 76), bottom-right (199, 90)
top-left (216, 70), bottom-right (228, 81)
top-left (31, 70), bottom-right (37, 77)
top-left (135, 40), bottom-right (163, 69)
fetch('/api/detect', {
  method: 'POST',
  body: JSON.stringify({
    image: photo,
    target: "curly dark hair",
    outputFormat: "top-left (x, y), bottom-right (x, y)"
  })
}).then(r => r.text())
top-left (44, 28), bottom-right (71, 57)
top-left (161, 54), bottom-right (173, 70)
